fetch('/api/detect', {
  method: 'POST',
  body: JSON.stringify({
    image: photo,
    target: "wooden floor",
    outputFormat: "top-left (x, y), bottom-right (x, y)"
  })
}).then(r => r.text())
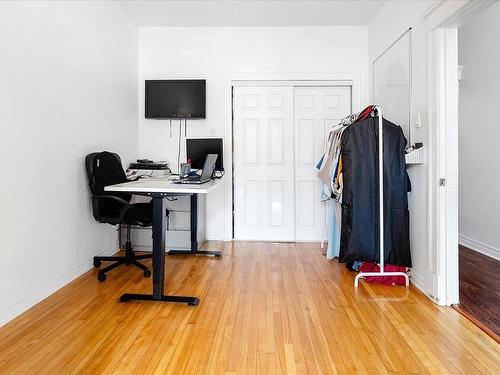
top-left (458, 245), bottom-right (500, 337)
top-left (0, 242), bottom-right (499, 374)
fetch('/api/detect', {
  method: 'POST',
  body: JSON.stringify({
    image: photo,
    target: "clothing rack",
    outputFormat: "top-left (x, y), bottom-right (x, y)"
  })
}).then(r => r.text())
top-left (354, 106), bottom-right (410, 287)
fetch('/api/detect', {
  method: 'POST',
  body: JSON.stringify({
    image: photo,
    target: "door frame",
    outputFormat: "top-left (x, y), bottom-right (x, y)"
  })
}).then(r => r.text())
top-left (223, 73), bottom-right (363, 241)
top-left (426, 0), bottom-right (493, 305)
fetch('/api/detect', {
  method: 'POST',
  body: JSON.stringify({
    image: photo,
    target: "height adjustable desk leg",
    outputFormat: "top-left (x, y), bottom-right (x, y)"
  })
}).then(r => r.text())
top-left (120, 194), bottom-right (199, 306)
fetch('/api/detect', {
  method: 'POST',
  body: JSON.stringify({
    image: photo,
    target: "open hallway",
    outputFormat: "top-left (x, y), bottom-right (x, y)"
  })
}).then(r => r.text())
top-left (0, 242), bottom-right (498, 374)
top-left (456, 245), bottom-right (500, 338)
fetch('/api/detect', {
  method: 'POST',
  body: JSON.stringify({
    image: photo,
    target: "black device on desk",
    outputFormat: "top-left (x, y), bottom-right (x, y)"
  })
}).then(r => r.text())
top-left (174, 154), bottom-right (218, 184)
top-left (129, 159), bottom-right (169, 170)
top-left (186, 138), bottom-right (223, 172)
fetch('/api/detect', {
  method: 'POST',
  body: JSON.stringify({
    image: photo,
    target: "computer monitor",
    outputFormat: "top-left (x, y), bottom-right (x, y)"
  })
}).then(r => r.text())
top-left (186, 138), bottom-right (223, 171)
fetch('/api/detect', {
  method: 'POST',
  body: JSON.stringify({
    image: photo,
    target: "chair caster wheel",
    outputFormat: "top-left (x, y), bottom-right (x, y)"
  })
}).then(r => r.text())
top-left (98, 273), bottom-right (106, 282)
top-left (144, 270), bottom-right (151, 278)
top-left (93, 259), bottom-right (101, 267)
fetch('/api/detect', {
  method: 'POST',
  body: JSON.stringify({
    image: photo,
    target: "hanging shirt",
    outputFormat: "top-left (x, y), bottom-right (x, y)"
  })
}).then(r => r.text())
top-left (317, 105), bottom-right (376, 200)
top-left (326, 200), bottom-right (342, 259)
top-left (317, 105), bottom-right (379, 260)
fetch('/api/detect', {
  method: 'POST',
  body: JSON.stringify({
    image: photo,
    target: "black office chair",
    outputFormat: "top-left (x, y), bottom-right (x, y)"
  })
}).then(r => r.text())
top-left (85, 151), bottom-right (168, 281)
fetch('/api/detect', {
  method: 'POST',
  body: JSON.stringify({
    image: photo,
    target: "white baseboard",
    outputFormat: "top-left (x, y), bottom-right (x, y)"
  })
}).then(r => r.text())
top-left (0, 243), bottom-right (118, 328)
top-left (409, 272), bottom-right (442, 304)
top-left (409, 271), bottom-right (426, 293)
top-left (459, 234), bottom-right (500, 261)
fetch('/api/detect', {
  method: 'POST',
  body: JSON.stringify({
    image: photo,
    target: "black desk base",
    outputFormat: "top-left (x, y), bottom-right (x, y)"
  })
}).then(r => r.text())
top-left (119, 194), bottom-right (199, 306)
top-left (167, 194), bottom-right (222, 258)
top-left (120, 293), bottom-right (199, 306)
top-left (168, 249), bottom-right (221, 257)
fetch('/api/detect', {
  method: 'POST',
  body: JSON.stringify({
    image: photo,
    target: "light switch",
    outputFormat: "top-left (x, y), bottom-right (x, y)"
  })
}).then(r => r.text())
top-left (415, 113), bottom-right (421, 128)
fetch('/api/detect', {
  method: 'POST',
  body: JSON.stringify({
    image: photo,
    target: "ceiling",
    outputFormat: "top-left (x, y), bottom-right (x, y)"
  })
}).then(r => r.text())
top-left (117, 0), bottom-right (385, 27)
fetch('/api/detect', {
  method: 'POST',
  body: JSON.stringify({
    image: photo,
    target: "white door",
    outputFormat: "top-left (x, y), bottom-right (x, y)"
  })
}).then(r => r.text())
top-left (233, 86), bottom-right (295, 241)
top-left (294, 87), bottom-right (351, 241)
top-left (233, 85), bottom-right (351, 242)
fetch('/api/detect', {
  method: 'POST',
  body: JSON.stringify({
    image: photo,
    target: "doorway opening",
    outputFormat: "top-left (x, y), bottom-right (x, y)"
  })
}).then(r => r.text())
top-left (454, 2), bottom-right (500, 338)
top-left (431, 1), bottom-right (499, 339)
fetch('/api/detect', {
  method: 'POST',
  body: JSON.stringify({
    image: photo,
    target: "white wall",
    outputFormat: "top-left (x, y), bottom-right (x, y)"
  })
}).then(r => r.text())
top-left (368, 1), bottom-right (433, 293)
top-left (0, 1), bottom-right (138, 326)
top-left (458, 1), bottom-right (500, 260)
top-left (119, 0), bottom-right (385, 27)
top-left (368, 0), bottom-right (473, 300)
top-left (138, 26), bottom-right (369, 240)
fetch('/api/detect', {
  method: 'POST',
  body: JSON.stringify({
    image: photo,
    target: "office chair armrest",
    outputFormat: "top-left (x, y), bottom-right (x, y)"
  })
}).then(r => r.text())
top-left (92, 194), bottom-right (131, 223)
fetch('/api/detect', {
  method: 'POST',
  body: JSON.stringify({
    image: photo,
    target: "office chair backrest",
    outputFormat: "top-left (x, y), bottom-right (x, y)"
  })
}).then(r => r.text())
top-left (85, 151), bottom-right (131, 221)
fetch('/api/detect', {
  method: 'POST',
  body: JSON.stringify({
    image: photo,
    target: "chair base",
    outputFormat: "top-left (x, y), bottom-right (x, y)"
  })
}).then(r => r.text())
top-left (93, 241), bottom-right (152, 281)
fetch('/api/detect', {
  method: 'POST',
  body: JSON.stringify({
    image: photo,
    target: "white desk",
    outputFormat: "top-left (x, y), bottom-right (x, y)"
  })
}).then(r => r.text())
top-left (106, 178), bottom-right (221, 195)
top-left (105, 177), bottom-right (223, 305)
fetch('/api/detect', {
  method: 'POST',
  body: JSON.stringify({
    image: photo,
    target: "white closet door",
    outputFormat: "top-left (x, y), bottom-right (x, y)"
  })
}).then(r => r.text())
top-left (233, 86), bottom-right (295, 241)
top-left (294, 86), bottom-right (351, 241)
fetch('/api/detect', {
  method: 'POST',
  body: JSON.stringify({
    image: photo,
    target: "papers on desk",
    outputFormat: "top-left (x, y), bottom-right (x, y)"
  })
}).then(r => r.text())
top-left (127, 168), bottom-right (171, 180)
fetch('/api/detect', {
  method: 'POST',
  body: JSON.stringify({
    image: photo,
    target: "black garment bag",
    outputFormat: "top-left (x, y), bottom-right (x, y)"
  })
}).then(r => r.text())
top-left (339, 117), bottom-right (412, 267)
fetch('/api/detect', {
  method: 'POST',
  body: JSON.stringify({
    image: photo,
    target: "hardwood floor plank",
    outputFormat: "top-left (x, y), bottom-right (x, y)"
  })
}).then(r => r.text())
top-left (458, 245), bottom-right (500, 338)
top-left (0, 242), bottom-right (499, 374)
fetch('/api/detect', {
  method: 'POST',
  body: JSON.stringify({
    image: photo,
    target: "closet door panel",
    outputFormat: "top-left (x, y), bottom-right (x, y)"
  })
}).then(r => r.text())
top-left (294, 86), bottom-right (351, 241)
top-left (244, 181), bottom-right (260, 227)
top-left (323, 91), bottom-right (351, 117)
top-left (268, 181), bottom-right (285, 226)
top-left (298, 181), bottom-right (316, 227)
top-left (268, 119), bottom-right (285, 165)
top-left (298, 119), bottom-right (316, 166)
top-left (242, 119), bottom-right (261, 164)
top-left (233, 86), bottom-right (295, 241)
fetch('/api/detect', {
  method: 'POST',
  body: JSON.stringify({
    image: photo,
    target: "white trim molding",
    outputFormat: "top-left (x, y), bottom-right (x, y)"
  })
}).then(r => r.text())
top-left (427, 27), bottom-right (459, 306)
top-left (427, 0), bottom-right (496, 306)
top-left (223, 72), bottom-right (363, 241)
top-left (420, 0), bottom-right (447, 20)
top-left (424, 1), bottom-right (493, 31)
top-left (459, 235), bottom-right (500, 261)
top-left (410, 272), bottom-right (427, 295)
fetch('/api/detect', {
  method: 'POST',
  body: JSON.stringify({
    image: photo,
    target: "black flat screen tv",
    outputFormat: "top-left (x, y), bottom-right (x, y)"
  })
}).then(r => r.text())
top-left (145, 80), bottom-right (206, 119)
